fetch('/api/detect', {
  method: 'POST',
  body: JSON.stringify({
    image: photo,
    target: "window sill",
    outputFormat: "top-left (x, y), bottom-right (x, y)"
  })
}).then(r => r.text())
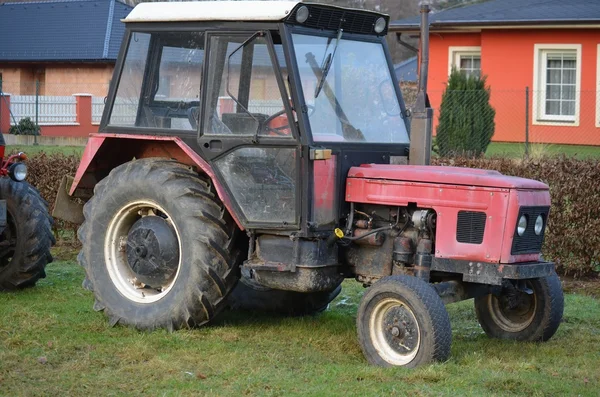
top-left (533, 119), bottom-right (579, 127)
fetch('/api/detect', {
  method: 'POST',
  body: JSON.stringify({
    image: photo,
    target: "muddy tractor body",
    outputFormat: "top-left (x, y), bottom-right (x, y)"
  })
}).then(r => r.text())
top-left (0, 134), bottom-right (54, 290)
top-left (55, 1), bottom-right (563, 367)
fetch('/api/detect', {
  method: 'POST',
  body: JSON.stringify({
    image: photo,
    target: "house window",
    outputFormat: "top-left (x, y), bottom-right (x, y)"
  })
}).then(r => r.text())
top-left (533, 44), bottom-right (581, 125)
top-left (448, 46), bottom-right (481, 78)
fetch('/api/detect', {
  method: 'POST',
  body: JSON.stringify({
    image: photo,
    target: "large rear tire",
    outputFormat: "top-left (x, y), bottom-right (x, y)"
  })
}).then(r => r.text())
top-left (0, 179), bottom-right (55, 290)
top-left (357, 275), bottom-right (452, 368)
top-left (474, 273), bottom-right (563, 341)
top-left (228, 275), bottom-right (342, 315)
top-left (78, 159), bottom-right (241, 331)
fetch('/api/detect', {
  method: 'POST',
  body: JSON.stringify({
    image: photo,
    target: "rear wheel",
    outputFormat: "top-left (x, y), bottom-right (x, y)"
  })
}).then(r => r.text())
top-left (228, 275), bottom-right (342, 315)
top-left (0, 179), bottom-right (54, 290)
top-left (474, 273), bottom-right (563, 341)
top-left (78, 159), bottom-right (240, 330)
top-left (357, 275), bottom-right (452, 368)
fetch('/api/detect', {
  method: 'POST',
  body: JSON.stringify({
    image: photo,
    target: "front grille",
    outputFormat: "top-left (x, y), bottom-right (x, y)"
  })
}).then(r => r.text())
top-left (456, 211), bottom-right (486, 244)
top-left (511, 206), bottom-right (549, 255)
top-left (287, 5), bottom-right (388, 35)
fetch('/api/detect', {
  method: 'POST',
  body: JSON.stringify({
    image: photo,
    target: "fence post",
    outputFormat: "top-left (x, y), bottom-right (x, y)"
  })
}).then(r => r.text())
top-left (525, 86), bottom-right (529, 158)
top-left (0, 93), bottom-right (10, 135)
top-left (34, 80), bottom-right (39, 145)
top-left (74, 93), bottom-right (93, 137)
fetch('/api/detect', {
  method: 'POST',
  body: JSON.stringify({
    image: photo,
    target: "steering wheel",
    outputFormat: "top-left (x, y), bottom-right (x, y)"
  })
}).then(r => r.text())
top-left (262, 105), bottom-right (316, 136)
top-left (187, 107), bottom-right (200, 130)
top-left (262, 109), bottom-right (291, 136)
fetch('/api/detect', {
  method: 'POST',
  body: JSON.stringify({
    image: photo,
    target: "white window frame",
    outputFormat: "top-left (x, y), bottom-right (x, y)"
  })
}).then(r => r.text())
top-left (448, 46), bottom-right (481, 77)
top-left (533, 44), bottom-right (581, 126)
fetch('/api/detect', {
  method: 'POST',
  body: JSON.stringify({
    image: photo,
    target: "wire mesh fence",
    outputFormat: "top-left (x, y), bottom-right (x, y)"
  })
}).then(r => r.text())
top-left (1, 79), bottom-right (600, 159)
top-left (400, 83), bottom-right (600, 159)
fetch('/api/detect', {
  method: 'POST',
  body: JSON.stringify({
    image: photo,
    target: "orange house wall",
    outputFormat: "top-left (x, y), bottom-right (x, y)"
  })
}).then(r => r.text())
top-left (425, 29), bottom-right (600, 145)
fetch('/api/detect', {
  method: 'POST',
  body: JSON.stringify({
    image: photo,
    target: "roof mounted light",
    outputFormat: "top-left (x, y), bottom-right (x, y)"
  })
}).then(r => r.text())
top-left (296, 5), bottom-right (309, 23)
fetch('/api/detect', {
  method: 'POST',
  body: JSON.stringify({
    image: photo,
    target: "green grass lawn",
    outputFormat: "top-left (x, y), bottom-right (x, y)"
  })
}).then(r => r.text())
top-left (486, 142), bottom-right (600, 159)
top-left (1, 252), bottom-right (599, 396)
top-left (6, 145), bottom-right (84, 156)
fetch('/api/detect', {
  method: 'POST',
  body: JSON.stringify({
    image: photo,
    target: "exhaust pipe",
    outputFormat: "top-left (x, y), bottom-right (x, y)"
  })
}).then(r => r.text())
top-left (408, 3), bottom-right (433, 166)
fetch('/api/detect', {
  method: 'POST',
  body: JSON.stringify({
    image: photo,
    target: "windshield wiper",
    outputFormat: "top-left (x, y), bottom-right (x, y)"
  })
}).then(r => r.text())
top-left (314, 29), bottom-right (343, 99)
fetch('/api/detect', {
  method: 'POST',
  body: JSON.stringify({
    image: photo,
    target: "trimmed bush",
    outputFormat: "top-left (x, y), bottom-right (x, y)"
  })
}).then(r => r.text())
top-left (9, 117), bottom-right (41, 135)
top-left (23, 152), bottom-right (80, 243)
top-left (433, 156), bottom-right (600, 277)
top-left (436, 69), bottom-right (495, 157)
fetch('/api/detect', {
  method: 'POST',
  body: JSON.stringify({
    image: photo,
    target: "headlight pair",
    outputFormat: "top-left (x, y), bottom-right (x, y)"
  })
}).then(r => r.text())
top-left (517, 214), bottom-right (544, 236)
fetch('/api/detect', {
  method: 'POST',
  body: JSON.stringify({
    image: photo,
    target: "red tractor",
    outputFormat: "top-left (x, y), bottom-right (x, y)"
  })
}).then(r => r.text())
top-left (0, 135), bottom-right (54, 290)
top-left (54, 1), bottom-right (563, 367)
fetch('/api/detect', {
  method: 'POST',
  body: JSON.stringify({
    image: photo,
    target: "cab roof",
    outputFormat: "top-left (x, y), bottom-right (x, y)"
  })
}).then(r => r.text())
top-left (124, 1), bottom-right (301, 23)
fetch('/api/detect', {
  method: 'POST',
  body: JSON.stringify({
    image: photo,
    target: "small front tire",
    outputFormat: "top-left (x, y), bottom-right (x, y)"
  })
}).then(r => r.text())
top-left (357, 275), bottom-right (452, 368)
top-left (474, 273), bottom-right (563, 341)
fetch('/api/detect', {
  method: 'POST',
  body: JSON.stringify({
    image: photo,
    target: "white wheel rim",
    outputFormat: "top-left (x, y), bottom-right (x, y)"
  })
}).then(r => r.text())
top-left (104, 200), bottom-right (182, 304)
top-left (370, 297), bottom-right (421, 366)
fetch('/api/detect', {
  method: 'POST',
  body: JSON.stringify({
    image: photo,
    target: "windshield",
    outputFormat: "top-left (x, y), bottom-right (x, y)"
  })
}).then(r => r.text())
top-left (291, 33), bottom-right (409, 144)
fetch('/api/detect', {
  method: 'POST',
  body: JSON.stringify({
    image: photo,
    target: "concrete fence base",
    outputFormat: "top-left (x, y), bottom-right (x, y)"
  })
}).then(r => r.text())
top-left (3, 134), bottom-right (88, 146)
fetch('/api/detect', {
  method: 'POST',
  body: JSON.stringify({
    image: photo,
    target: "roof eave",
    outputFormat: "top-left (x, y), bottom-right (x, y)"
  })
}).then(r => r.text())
top-left (390, 20), bottom-right (600, 32)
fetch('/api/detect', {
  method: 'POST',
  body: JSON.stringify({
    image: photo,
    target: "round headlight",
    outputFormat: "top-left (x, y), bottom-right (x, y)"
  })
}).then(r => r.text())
top-left (295, 6), bottom-right (309, 23)
top-left (517, 214), bottom-right (527, 236)
top-left (8, 162), bottom-right (27, 182)
top-left (374, 17), bottom-right (386, 34)
top-left (534, 214), bottom-right (544, 235)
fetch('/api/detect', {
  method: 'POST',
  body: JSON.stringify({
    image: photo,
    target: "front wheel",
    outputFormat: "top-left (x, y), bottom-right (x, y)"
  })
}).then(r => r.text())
top-left (357, 275), bottom-right (452, 368)
top-left (474, 273), bottom-right (563, 341)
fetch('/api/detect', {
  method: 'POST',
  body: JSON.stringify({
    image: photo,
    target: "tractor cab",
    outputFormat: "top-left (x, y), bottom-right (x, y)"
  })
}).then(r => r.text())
top-left (100, 1), bottom-right (409, 234)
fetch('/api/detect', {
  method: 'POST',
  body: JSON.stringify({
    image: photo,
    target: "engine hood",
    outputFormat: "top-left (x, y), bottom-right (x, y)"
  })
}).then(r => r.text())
top-left (347, 164), bottom-right (548, 190)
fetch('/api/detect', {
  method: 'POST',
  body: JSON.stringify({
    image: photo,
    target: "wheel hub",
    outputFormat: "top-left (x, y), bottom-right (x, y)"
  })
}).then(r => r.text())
top-left (382, 307), bottom-right (418, 354)
top-left (126, 215), bottom-right (179, 288)
top-left (371, 297), bottom-right (421, 366)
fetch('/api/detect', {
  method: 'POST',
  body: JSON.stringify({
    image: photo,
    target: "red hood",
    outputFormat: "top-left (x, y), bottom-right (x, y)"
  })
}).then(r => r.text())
top-left (348, 164), bottom-right (548, 190)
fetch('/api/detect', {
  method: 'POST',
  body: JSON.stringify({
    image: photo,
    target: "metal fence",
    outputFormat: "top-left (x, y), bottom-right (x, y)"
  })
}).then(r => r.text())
top-left (0, 81), bottom-right (110, 127)
top-left (2, 80), bottom-right (600, 159)
top-left (10, 95), bottom-right (77, 125)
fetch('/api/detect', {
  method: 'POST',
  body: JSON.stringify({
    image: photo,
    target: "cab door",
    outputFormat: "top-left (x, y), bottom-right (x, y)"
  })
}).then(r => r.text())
top-left (198, 31), bottom-right (301, 230)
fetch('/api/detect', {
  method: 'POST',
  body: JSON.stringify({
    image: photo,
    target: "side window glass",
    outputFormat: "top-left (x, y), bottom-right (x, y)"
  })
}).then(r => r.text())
top-left (109, 32), bottom-right (151, 126)
top-left (203, 34), bottom-right (291, 137)
top-left (215, 147), bottom-right (297, 223)
top-left (109, 31), bottom-right (204, 130)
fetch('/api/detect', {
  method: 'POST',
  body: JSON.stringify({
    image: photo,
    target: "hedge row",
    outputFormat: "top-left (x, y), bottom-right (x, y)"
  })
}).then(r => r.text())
top-left (22, 152), bottom-right (600, 277)
top-left (25, 153), bottom-right (81, 241)
top-left (433, 156), bottom-right (600, 277)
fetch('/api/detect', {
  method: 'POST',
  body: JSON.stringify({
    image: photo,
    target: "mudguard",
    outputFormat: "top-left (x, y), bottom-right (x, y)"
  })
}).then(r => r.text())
top-left (55, 133), bottom-right (243, 229)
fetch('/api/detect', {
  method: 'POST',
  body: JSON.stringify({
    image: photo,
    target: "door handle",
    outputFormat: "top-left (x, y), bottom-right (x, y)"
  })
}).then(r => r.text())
top-left (202, 140), bottom-right (223, 152)
top-left (309, 148), bottom-right (332, 160)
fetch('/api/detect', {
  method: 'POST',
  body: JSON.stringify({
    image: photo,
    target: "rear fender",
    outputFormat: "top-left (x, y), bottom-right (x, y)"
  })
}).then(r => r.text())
top-left (68, 133), bottom-right (243, 229)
